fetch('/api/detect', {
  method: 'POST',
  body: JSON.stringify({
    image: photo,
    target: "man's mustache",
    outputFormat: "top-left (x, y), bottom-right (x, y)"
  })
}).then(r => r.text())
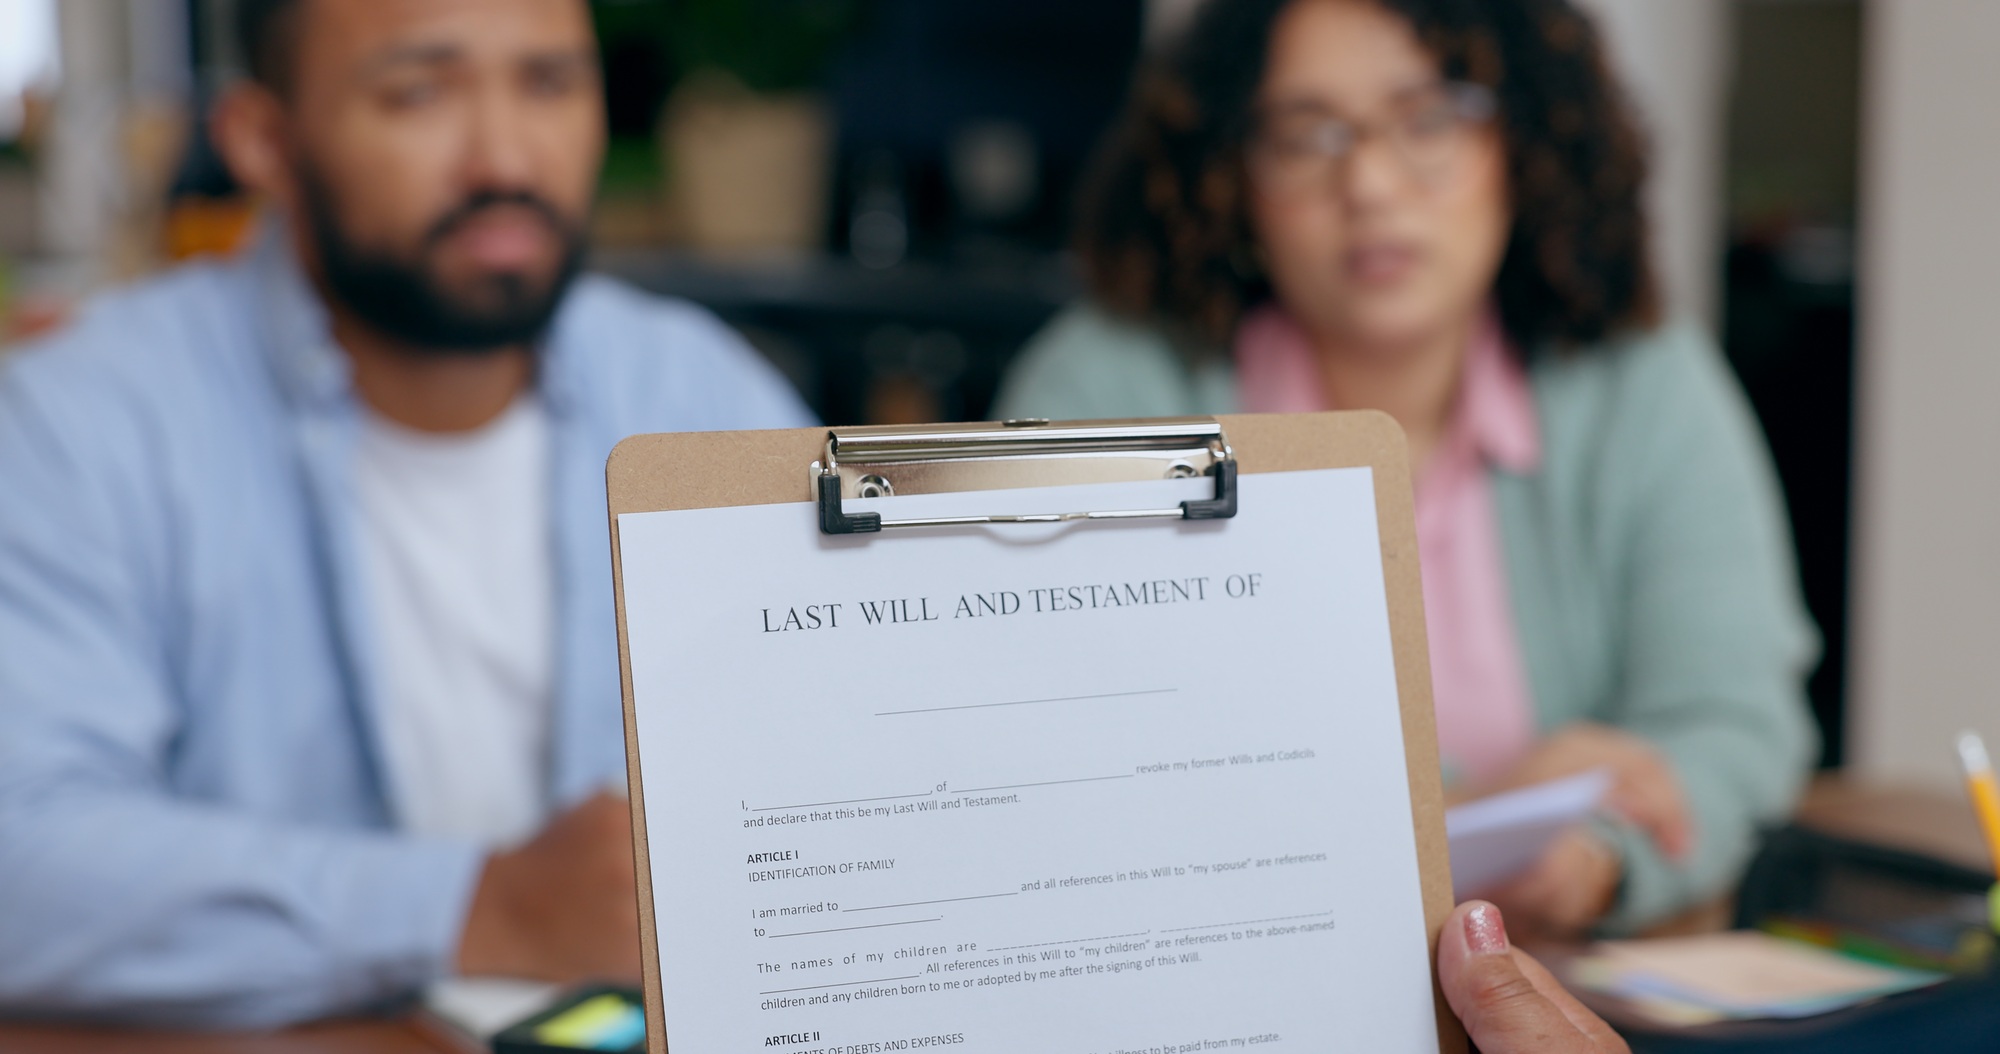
top-left (423, 191), bottom-right (576, 250)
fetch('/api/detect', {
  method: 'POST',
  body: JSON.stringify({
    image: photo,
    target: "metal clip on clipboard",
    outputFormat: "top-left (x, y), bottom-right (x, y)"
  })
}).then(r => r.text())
top-left (813, 417), bottom-right (1238, 535)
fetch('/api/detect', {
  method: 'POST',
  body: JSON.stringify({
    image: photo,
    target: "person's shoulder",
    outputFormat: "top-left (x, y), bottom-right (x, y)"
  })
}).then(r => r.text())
top-left (2, 257), bottom-right (252, 424)
top-left (1018, 301), bottom-right (1187, 374)
top-left (553, 274), bottom-right (814, 431)
top-left (1531, 317), bottom-right (1719, 386)
top-left (1530, 320), bottom-right (1750, 448)
top-left (1527, 319), bottom-right (1778, 521)
top-left (0, 258), bottom-right (260, 520)
top-left (995, 301), bottom-right (1227, 420)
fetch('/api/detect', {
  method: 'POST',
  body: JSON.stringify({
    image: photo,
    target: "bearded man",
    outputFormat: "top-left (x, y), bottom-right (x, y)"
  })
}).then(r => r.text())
top-left (0, 0), bottom-right (812, 1026)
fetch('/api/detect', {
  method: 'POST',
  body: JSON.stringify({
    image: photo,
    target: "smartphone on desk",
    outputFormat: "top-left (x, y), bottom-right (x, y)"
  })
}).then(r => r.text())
top-left (491, 985), bottom-right (645, 1054)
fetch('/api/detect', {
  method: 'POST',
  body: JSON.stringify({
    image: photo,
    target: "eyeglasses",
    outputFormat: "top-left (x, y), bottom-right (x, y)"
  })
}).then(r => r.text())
top-left (1247, 81), bottom-right (1498, 196)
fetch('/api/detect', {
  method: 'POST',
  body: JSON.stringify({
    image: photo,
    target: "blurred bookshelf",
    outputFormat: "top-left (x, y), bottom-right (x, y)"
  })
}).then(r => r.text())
top-left (587, 0), bottom-right (1142, 425)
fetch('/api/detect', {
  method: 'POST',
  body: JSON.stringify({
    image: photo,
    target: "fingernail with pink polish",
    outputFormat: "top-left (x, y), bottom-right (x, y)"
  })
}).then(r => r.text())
top-left (1465, 902), bottom-right (1509, 956)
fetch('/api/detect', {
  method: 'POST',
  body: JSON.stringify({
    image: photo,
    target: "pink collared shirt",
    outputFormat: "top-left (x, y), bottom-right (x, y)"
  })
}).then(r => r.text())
top-left (1235, 306), bottom-right (1541, 785)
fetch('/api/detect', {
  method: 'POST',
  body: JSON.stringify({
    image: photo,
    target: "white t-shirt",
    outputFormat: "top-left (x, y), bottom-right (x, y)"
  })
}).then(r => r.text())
top-left (352, 396), bottom-right (555, 847)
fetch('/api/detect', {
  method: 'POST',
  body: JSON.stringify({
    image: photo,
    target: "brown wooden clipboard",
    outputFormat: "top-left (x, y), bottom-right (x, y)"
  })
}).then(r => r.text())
top-left (606, 412), bottom-right (1464, 1054)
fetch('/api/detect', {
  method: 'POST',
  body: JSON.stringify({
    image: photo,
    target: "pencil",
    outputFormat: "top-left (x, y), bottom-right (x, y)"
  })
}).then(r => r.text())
top-left (1954, 730), bottom-right (2000, 879)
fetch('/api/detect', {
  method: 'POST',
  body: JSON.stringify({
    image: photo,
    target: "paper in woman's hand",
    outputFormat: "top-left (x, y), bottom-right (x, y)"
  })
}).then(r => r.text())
top-left (1446, 770), bottom-right (1612, 897)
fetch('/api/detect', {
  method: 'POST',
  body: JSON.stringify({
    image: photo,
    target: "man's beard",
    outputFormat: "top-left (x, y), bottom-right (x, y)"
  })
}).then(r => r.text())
top-left (299, 168), bottom-right (588, 355)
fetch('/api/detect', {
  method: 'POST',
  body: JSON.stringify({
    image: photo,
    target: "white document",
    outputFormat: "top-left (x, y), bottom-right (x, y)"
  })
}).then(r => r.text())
top-left (1445, 770), bottom-right (1611, 898)
top-left (617, 469), bottom-right (1440, 1053)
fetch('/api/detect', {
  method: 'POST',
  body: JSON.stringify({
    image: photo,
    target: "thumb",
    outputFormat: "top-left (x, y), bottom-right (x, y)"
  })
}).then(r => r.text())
top-left (1438, 902), bottom-right (1603, 1053)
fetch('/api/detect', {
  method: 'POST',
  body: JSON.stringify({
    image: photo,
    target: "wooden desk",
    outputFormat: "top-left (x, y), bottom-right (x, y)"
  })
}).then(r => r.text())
top-left (1796, 775), bottom-right (1993, 875)
top-left (0, 1015), bottom-right (473, 1053)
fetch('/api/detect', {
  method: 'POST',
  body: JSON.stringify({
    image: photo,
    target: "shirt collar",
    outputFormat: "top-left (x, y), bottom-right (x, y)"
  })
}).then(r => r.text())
top-left (535, 279), bottom-right (587, 418)
top-left (247, 219), bottom-right (350, 412)
top-left (1232, 303), bottom-right (1542, 474)
top-left (244, 215), bottom-right (585, 418)
top-left (1455, 311), bottom-right (1541, 475)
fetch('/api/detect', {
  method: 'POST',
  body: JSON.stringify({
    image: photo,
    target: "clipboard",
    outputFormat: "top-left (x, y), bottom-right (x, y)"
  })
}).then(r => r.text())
top-left (607, 413), bottom-right (1462, 1054)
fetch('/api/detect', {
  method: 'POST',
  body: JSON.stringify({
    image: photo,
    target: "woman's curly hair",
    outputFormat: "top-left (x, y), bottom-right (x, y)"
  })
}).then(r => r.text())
top-left (1079, 0), bottom-right (1660, 357)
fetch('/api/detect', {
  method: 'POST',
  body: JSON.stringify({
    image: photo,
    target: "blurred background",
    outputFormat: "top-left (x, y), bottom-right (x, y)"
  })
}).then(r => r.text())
top-left (0, 0), bottom-right (1991, 806)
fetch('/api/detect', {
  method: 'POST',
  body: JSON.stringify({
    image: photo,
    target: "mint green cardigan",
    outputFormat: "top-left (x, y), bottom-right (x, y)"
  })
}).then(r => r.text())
top-left (994, 305), bottom-right (1820, 933)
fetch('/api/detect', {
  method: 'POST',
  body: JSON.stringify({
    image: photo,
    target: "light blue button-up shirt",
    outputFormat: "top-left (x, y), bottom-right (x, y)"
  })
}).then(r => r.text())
top-left (0, 231), bottom-right (815, 1026)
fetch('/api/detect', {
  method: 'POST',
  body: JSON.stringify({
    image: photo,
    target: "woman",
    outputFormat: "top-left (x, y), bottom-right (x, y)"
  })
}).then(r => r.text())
top-left (995, 0), bottom-right (1817, 939)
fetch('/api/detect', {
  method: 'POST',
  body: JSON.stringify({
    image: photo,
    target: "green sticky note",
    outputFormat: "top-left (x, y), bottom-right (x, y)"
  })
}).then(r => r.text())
top-left (534, 993), bottom-right (646, 1050)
